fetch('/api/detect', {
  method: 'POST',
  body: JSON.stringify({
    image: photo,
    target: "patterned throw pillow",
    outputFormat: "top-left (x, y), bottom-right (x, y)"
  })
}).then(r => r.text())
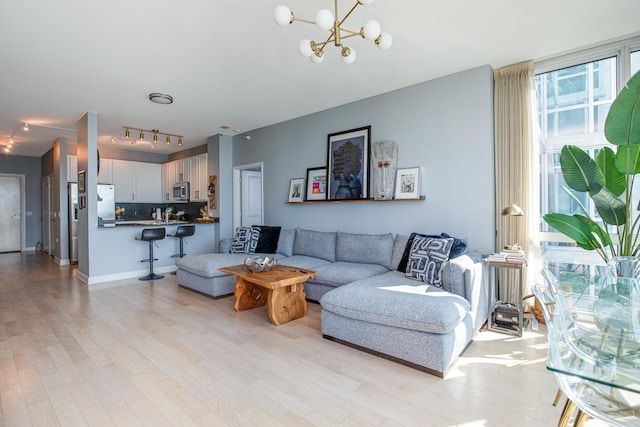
top-left (230, 227), bottom-right (261, 254)
top-left (406, 236), bottom-right (454, 286)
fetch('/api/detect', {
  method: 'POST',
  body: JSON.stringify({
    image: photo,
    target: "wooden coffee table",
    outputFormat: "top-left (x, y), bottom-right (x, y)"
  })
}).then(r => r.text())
top-left (218, 264), bottom-right (317, 326)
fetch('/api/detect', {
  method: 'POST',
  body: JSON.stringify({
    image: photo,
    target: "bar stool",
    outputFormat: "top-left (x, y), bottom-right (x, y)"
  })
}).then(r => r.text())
top-left (168, 225), bottom-right (195, 275)
top-left (136, 227), bottom-right (166, 281)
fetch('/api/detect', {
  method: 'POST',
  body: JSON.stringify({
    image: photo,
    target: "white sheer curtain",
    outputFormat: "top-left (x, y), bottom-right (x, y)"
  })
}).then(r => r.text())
top-left (493, 60), bottom-right (541, 303)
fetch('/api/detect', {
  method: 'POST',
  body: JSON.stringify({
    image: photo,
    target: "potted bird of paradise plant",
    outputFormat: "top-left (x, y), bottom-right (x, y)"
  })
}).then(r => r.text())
top-left (543, 70), bottom-right (640, 265)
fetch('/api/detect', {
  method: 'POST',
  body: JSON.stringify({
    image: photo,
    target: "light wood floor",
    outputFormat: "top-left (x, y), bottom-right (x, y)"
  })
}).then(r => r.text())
top-left (0, 251), bottom-right (564, 426)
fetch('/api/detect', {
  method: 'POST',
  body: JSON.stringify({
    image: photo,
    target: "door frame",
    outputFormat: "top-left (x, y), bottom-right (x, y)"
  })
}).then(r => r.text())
top-left (0, 173), bottom-right (26, 251)
top-left (232, 162), bottom-right (264, 231)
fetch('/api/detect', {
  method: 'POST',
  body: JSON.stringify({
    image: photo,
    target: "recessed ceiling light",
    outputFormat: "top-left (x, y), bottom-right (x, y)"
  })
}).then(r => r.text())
top-left (149, 93), bottom-right (174, 104)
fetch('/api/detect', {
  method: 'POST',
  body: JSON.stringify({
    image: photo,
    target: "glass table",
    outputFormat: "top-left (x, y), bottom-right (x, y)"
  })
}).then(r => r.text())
top-left (546, 272), bottom-right (640, 425)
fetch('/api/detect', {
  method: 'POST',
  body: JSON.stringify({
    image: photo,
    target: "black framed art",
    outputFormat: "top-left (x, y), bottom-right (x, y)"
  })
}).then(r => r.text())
top-left (326, 126), bottom-right (370, 200)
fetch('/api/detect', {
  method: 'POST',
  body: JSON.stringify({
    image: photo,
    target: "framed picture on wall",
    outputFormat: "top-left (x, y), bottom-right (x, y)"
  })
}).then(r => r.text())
top-left (288, 178), bottom-right (304, 203)
top-left (305, 167), bottom-right (327, 201)
top-left (326, 126), bottom-right (370, 200)
top-left (78, 170), bottom-right (86, 193)
top-left (394, 167), bottom-right (421, 199)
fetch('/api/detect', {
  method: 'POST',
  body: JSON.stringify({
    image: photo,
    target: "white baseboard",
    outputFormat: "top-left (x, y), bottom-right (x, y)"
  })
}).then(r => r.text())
top-left (76, 265), bottom-right (178, 286)
top-left (55, 257), bottom-right (71, 266)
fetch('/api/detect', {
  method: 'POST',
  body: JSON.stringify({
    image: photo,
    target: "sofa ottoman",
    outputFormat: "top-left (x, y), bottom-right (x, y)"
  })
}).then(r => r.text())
top-left (320, 254), bottom-right (485, 377)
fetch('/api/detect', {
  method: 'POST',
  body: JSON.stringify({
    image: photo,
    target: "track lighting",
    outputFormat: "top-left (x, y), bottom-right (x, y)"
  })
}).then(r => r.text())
top-left (122, 126), bottom-right (184, 147)
top-left (9, 138), bottom-right (13, 145)
top-left (23, 123), bottom-right (29, 131)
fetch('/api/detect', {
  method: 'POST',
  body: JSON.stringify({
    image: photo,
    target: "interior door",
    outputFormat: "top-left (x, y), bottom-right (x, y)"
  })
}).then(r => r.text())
top-left (0, 176), bottom-right (21, 252)
top-left (241, 170), bottom-right (263, 227)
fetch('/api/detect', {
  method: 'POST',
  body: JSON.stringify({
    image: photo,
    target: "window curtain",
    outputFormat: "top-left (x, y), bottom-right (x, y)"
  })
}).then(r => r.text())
top-left (493, 60), bottom-right (541, 303)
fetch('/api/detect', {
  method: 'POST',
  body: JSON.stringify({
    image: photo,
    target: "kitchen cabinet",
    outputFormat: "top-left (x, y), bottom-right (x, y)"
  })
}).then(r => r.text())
top-left (175, 158), bottom-right (189, 183)
top-left (67, 155), bottom-right (78, 182)
top-left (112, 159), bottom-right (162, 203)
top-left (98, 158), bottom-right (113, 184)
top-left (68, 155), bottom-right (112, 184)
top-left (189, 153), bottom-right (208, 201)
top-left (161, 161), bottom-right (176, 202)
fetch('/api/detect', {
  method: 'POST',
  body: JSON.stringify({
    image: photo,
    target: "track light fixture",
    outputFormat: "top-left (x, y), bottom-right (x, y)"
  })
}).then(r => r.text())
top-left (274, 0), bottom-right (392, 64)
top-left (122, 126), bottom-right (184, 147)
top-left (23, 123), bottom-right (29, 131)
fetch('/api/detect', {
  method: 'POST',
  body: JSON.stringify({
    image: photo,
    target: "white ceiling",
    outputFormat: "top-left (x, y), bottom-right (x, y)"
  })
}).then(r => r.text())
top-left (1, 0), bottom-right (639, 157)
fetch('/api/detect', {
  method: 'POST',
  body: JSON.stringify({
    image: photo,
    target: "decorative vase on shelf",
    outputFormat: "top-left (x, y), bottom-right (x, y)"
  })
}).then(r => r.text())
top-left (371, 141), bottom-right (398, 200)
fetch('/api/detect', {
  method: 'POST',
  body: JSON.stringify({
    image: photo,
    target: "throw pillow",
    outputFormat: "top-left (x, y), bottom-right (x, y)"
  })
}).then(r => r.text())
top-left (230, 227), bottom-right (260, 254)
top-left (440, 232), bottom-right (468, 259)
top-left (397, 232), bottom-right (440, 272)
top-left (252, 225), bottom-right (281, 253)
top-left (405, 236), bottom-right (454, 287)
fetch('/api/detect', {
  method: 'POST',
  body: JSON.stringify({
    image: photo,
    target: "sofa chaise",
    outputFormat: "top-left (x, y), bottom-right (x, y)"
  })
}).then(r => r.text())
top-left (175, 227), bottom-right (487, 377)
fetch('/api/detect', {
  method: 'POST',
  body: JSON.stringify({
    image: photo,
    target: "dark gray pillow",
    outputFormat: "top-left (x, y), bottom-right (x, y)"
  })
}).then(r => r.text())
top-left (440, 232), bottom-right (468, 259)
top-left (276, 229), bottom-right (296, 257)
top-left (406, 236), bottom-right (454, 287)
top-left (336, 232), bottom-right (394, 268)
top-left (293, 228), bottom-right (337, 262)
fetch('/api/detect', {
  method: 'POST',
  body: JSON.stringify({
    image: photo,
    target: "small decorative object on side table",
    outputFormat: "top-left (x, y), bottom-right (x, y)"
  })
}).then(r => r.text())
top-left (485, 250), bottom-right (526, 337)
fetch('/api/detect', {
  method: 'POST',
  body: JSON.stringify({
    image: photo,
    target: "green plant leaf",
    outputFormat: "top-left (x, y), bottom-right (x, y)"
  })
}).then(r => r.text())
top-left (596, 147), bottom-right (626, 196)
top-left (543, 213), bottom-right (609, 250)
top-left (605, 70), bottom-right (640, 146)
top-left (559, 145), bottom-right (604, 193)
top-left (614, 144), bottom-right (640, 175)
top-left (590, 182), bottom-right (627, 226)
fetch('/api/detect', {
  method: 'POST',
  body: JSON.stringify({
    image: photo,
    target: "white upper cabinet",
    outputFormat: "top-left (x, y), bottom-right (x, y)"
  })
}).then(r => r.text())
top-left (98, 158), bottom-right (113, 184)
top-left (67, 155), bottom-right (78, 182)
top-left (189, 153), bottom-right (208, 201)
top-left (111, 159), bottom-right (162, 203)
top-left (161, 161), bottom-right (176, 202)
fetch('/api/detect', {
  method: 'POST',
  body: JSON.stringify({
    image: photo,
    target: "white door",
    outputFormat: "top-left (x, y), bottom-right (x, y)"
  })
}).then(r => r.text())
top-left (241, 170), bottom-right (262, 227)
top-left (0, 176), bottom-right (21, 252)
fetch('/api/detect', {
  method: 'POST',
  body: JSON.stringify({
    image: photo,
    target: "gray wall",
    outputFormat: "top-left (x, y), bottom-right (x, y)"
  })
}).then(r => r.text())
top-left (0, 154), bottom-right (42, 248)
top-left (232, 65), bottom-right (496, 255)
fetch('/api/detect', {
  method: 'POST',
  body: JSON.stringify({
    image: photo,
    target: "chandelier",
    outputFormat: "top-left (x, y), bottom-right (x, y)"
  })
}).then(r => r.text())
top-left (274, 0), bottom-right (392, 64)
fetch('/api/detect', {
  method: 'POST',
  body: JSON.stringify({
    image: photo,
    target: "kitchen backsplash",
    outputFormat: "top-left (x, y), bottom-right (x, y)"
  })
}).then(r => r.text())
top-left (116, 201), bottom-right (208, 221)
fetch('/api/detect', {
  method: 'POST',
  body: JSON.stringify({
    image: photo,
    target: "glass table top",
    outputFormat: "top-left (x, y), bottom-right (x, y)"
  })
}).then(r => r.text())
top-left (546, 272), bottom-right (640, 395)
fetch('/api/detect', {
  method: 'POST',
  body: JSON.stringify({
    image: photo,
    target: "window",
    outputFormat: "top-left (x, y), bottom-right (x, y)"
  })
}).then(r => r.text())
top-left (536, 37), bottom-right (640, 276)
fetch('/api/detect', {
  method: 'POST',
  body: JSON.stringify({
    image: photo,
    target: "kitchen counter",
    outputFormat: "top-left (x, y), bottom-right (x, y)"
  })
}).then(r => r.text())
top-left (112, 218), bottom-right (219, 226)
top-left (87, 221), bottom-right (219, 284)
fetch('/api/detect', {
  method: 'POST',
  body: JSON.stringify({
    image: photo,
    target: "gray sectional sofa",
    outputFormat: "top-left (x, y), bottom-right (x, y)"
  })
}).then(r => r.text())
top-left (176, 228), bottom-right (487, 377)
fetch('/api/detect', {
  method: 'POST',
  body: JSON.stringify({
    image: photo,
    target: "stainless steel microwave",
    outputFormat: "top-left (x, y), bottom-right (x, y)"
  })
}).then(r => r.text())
top-left (173, 182), bottom-right (190, 201)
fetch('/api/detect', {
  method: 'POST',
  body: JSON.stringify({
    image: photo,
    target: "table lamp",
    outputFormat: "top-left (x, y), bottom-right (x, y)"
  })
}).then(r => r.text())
top-left (502, 203), bottom-right (524, 251)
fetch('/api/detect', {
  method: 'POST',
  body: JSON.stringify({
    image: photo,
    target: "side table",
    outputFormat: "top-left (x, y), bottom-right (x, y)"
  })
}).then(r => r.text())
top-left (485, 259), bottom-right (525, 337)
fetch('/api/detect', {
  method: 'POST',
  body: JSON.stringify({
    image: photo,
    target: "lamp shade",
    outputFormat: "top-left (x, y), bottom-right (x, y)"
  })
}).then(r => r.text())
top-left (315, 9), bottom-right (334, 31)
top-left (274, 5), bottom-right (292, 25)
top-left (502, 204), bottom-right (524, 216)
top-left (362, 20), bottom-right (381, 40)
top-left (376, 32), bottom-right (392, 50)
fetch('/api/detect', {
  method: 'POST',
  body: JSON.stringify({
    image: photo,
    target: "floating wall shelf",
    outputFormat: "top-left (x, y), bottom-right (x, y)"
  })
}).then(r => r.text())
top-left (286, 196), bottom-right (425, 205)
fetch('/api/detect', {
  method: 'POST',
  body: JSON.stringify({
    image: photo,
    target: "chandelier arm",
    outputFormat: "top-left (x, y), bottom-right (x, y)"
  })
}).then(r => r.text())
top-left (292, 17), bottom-right (316, 25)
top-left (338, 1), bottom-right (360, 27)
top-left (316, 32), bottom-right (336, 51)
top-left (339, 27), bottom-right (363, 37)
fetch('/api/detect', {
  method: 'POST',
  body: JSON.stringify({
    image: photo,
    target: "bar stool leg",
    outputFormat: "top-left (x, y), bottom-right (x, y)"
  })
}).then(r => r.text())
top-left (140, 240), bottom-right (163, 281)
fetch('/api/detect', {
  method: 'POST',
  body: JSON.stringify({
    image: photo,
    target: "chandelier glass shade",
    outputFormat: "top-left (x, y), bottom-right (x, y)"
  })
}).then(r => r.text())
top-left (274, 0), bottom-right (392, 64)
